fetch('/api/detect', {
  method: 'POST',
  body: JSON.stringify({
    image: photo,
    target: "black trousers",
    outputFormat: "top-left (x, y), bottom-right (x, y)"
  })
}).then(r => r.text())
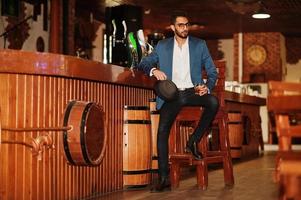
top-left (157, 88), bottom-right (219, 177)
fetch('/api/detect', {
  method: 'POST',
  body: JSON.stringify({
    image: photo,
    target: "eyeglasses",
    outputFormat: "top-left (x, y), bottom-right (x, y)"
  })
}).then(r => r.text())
top-left (175, 22), bottom-right (190, 29)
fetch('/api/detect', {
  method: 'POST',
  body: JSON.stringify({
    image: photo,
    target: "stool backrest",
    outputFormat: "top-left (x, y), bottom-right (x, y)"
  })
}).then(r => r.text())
top-left (267, 81), bottom-right (301, 150)
top-left (267, 81), bottom-right (301, 113)
top-left (204, 61), bottom-right (226, 108)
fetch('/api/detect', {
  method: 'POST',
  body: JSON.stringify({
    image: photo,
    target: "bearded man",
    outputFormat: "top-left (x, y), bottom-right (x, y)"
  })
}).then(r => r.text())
top-left (138, 10), bottom-right (218, 192)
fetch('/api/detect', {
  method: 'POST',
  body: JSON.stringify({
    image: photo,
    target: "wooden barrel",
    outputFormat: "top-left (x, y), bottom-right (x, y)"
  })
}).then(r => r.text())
top-left (123, 106), bottom-right (151, 187)
top-left (228, 112), bottom-right (243, 158)
top-left (62, 100), bottom-right (106, 166)
top-left (149, 98), bottom-right (159, 173)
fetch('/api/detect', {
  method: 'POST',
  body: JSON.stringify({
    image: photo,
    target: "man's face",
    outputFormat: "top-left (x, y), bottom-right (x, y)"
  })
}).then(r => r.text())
top-left (171, 16), bottom-right (189, 39)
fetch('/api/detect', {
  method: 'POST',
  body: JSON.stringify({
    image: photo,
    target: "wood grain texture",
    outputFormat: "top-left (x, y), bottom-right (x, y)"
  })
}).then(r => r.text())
top-left (123, 107), bottom-right (151, 186)
top-left (228, 112), bottom-right (243, 158)
top-left (0, 73), bottom-right (154, 200)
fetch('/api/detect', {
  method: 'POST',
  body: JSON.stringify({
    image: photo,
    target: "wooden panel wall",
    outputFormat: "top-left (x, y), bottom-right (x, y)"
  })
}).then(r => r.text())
top-left (0, 73), bottom-right (154, 200)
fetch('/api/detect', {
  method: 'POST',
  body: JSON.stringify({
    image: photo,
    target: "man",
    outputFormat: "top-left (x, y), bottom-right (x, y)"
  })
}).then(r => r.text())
top-left (138, 11), bottom-right (219, 192)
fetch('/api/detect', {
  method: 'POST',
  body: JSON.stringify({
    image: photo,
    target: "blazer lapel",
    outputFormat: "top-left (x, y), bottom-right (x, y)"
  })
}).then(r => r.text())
top-left (188, 37), bottom-right (197, 82)
top-left (188, 37), bottom-right (195, 71)
top-left (165, 38), bottom-right (174, 78)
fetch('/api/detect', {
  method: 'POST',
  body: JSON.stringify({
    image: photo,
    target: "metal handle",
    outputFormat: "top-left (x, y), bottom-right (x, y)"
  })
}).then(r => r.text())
top-left (1, 134), bottom-right (54, 160)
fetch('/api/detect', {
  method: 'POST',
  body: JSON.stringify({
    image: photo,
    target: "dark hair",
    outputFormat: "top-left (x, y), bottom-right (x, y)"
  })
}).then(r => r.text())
top-left (170, 10), bottom-right (189, 24)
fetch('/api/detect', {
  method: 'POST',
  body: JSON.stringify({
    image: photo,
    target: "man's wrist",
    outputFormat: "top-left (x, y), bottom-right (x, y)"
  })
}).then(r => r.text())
top-left (207, 86), bottom-right (210, 94)
top-left (150, 68), bottom-right (158, 76)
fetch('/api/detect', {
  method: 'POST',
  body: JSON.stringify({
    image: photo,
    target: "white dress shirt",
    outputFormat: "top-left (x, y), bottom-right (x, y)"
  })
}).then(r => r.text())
top-left (172, 37), bottom-right (194, 89)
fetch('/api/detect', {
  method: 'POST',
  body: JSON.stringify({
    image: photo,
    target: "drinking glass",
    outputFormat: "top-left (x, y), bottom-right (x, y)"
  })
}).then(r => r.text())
top-left (194, 83), bottom-right (204, 94)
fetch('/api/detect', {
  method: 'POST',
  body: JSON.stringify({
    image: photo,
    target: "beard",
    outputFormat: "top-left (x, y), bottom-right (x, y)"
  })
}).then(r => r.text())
top-left (174, 28), bottom-right (188, 39)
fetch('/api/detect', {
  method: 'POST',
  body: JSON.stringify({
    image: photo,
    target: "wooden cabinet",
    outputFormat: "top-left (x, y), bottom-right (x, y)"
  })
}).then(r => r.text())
top-left (225, 91), bottom-right (266, 158)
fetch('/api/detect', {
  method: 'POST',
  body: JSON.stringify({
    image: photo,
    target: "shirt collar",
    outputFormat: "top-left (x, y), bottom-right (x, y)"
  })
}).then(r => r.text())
top-left (174, 36), bottom-right (189, 48)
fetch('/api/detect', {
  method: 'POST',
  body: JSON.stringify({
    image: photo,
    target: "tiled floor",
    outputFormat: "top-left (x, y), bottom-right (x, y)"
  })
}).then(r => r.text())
top-left (92, 151), bottom-right (279, 200)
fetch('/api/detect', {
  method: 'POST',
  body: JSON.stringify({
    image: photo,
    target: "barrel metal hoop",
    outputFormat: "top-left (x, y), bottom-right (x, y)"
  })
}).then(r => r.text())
top-left (149, 169), bottom-right (159, 173)
top-left (80, 102), bottom-right (94, 165)
top-left (230, 147), bottom-right (242, 150)
top-left (228, 111), bottom-right (241, 113)
top-left (63, 100), bottom-right (77, 165)
top-left (124, 106), bottom-right (149, 110)
top-left (124, 120), bottom-right (151, 124)
top-left (228, 122), bottom-right (242, 124)
top-left (152, 156), bottom-right (158, 160)
top-left (122, 169), bottom-right (150, 175)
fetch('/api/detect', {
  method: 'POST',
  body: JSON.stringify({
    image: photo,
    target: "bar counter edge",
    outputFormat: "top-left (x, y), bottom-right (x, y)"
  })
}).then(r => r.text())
top-left (0, 49), bottom-right (156, 89)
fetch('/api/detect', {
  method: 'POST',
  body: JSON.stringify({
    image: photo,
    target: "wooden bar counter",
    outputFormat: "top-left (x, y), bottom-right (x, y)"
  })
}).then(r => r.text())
top-left (0, 50), bottom-right (265, 199)
top-left (224, 91), bottom-right (266, 158)
top-left (0, 50), bottom-right (155, 200)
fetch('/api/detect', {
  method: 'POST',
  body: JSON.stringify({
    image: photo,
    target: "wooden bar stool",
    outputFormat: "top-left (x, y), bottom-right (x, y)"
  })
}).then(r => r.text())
top-left (267, 81), bottom-right (301, 199)
top-left (169, 61), bottom-right (234, 190)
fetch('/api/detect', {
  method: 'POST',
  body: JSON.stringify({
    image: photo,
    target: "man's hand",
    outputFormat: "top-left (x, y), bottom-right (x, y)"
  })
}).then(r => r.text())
top-left (153, 69), bottom-right (167, 80)
top-left (195, 85), bottom-right (208, 96)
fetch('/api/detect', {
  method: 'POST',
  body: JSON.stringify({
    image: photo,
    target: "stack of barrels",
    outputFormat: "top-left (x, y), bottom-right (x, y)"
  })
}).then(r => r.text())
top-left (122, 98), bottom-right (159, 187)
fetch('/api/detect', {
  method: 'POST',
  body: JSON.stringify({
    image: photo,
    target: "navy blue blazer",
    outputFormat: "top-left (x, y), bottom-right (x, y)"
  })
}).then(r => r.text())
top-left (138, 36), bottom-right (218, 109)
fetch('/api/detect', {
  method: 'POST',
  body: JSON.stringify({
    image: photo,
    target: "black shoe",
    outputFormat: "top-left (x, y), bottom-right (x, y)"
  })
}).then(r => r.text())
top-left (150, 177), bottom-right (171, 193)
top-left (185, 141), bottom-right (203, 160)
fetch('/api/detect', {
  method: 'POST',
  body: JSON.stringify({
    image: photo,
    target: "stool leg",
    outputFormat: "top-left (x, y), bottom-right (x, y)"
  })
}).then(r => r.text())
top-left (258, 131), bottom-right (264, 151)
top-left (223, 155), bottom-right (234, 187)
top-left (196, 160), bottom-right (208, 190)
top-left (170, 160), bottom-right (180, 189)
top-left (219, 117), bottom-right (234, 187)
top-left (285, 175), bottom-right (300, 200)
